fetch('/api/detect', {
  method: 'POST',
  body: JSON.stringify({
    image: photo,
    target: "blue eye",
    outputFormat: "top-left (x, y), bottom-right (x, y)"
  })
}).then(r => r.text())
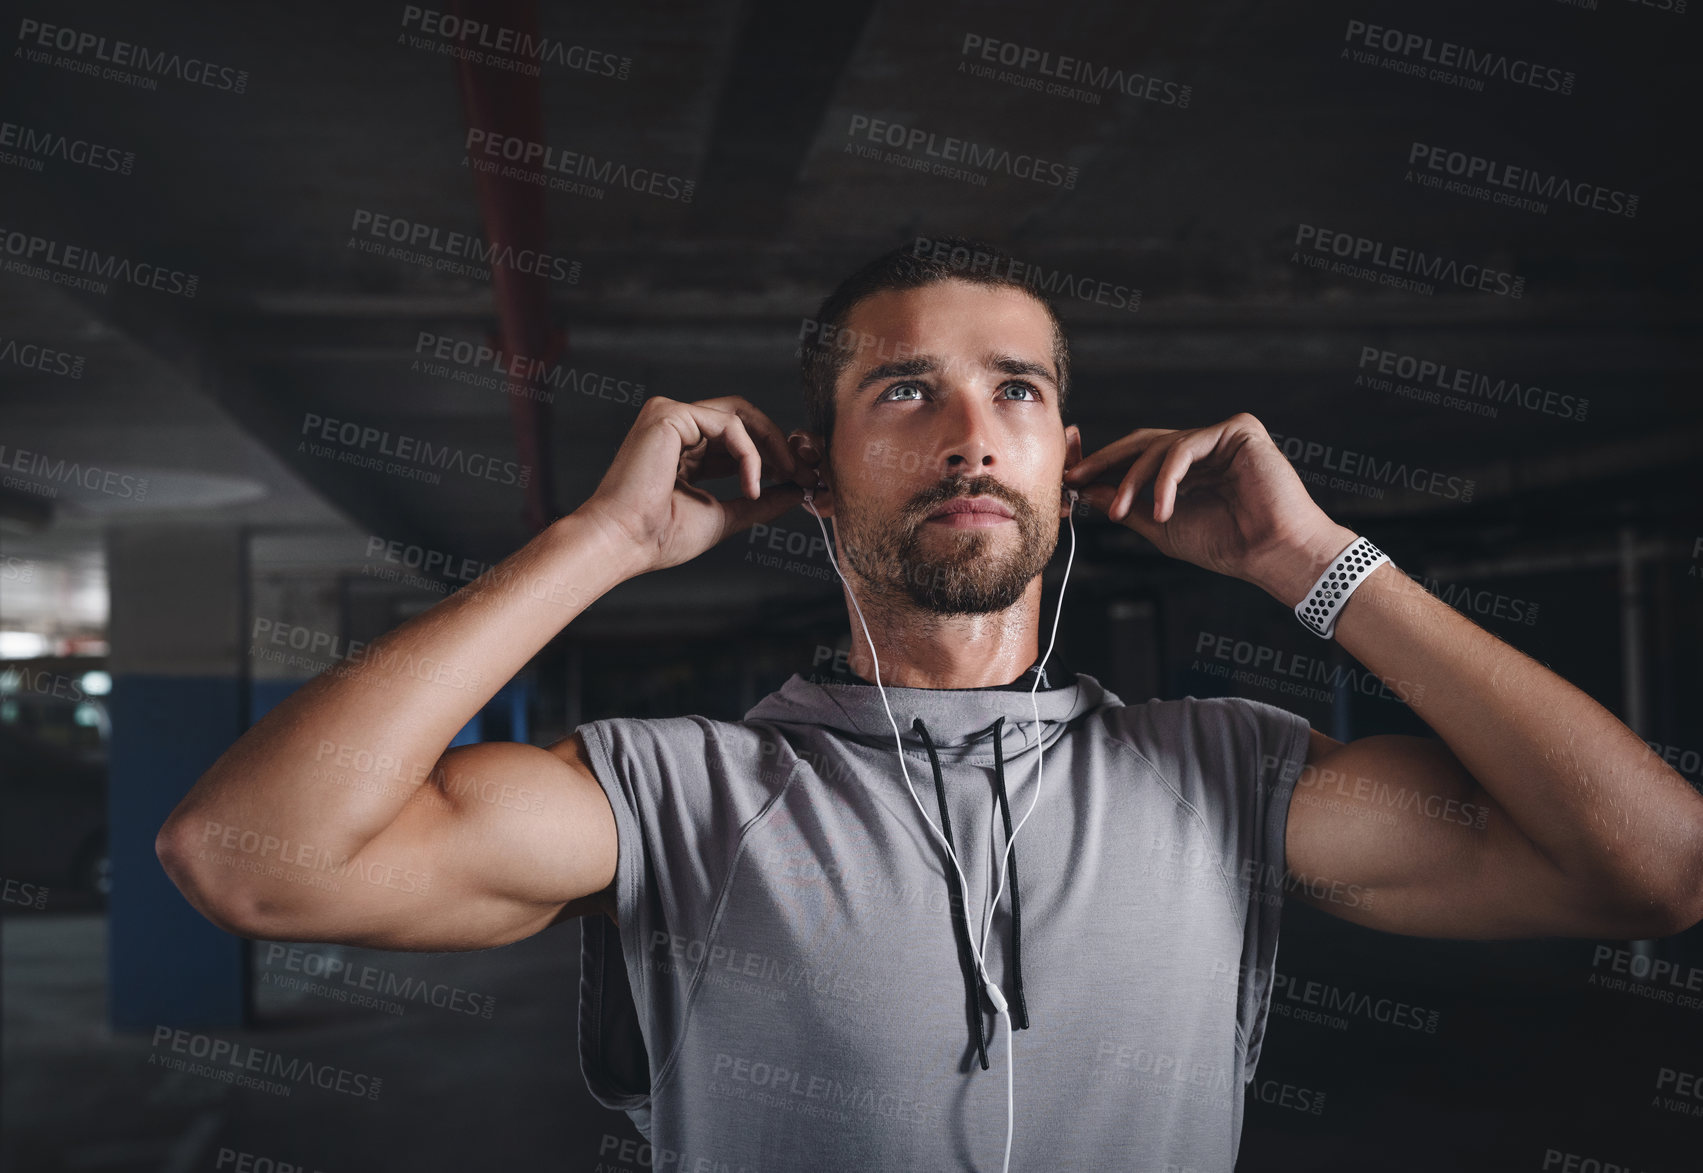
top-left (879, 381), bottom-right (1041, 403)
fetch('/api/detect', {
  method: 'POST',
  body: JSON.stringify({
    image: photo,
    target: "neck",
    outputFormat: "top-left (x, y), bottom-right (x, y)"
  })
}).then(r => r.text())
top-left (837, 575), bottom-right (1047, 690)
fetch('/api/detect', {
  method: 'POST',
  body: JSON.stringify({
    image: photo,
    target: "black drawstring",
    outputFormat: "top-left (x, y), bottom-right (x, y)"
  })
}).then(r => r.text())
top-left (989, 716), bottom-right (1031, 1030)
top-left (912, 715), bottom-right (1030, 1074)
top-left (914, 716), bottom-right (989, 1071)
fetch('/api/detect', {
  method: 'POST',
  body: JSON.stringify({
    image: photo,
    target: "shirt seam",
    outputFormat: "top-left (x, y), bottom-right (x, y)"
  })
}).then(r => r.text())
top-left (575, 720), bottom-right (653, 1111)
top-left (644, 744), bottom-right (808, 1103)
top-left (757, 718), bottom-right (1053, 765)
top-left (1242, 704), bottom-right (1311, 1083)
top-left (1099, 729), bottom-right (1247, 927)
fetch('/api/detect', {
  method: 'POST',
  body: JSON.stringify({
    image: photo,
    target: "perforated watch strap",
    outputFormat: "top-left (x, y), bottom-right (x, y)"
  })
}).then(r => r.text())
top-left (1295, 536), bottom-right (1389, 638)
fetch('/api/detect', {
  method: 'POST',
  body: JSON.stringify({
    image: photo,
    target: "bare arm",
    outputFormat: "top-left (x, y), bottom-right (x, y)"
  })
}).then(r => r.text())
top-left (1280, 564), bottom-right (1703, 939)
top-left (157, 514), bottom-right (637, 949)
top-left (157, 395), bottom-right (806, 950)
top-left (1067, 411), bottom-right (1703, 940)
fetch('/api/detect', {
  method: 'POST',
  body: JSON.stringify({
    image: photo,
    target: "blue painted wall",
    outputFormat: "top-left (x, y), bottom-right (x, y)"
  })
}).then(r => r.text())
top-left (108, 673), bottom-right (248, 1031)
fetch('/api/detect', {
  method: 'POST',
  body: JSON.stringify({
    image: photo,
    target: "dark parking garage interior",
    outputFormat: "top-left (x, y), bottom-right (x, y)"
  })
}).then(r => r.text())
top-left (3, 1), bottom-right (1702, 1170)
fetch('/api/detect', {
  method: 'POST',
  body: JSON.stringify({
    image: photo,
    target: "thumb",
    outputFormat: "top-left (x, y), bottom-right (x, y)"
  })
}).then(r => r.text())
top-left (1082, 483), bottom-right (1166, 547)
top-left (718, 480), bottom-right (807, 541)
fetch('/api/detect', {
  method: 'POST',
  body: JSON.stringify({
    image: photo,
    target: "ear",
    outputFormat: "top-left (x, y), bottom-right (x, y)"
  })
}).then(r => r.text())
top-left (1059, 425), bottom-right (1083, 519)
top-left (788, 429), bottom-right (834, 518)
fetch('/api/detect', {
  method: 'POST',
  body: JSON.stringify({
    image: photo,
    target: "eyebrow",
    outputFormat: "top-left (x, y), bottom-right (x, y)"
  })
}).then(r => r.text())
top-left (851, 352), bottom-right (1059, 396)
top-left (853, 356), bottom-right (935, 395)
top-left (987, 353), bottom-right (1059, 386)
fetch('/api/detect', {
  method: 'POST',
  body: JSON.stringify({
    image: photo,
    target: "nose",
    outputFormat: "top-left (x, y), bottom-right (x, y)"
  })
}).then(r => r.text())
top-left (936, 387), bottom-right (999, 479)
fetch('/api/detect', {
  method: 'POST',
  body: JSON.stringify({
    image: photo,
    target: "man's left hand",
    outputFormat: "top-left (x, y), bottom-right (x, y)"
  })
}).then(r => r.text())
top-left (1063, 412), bottom-right (1358, 607)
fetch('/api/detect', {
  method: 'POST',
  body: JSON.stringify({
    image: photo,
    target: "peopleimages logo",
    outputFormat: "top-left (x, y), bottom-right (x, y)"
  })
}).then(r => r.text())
top-left (0, 445), bottom-right (147, 500)
top-left (398, 5), bottom-right (632, 80)
top-left (411, 331), bottom-right (646, 408)
top-left (0, 334), bottom-right (85, 378)
top-left (1270, 971), bottom-right (1442, 1034)
top-left (1406, 142), bottom-right (1638, 219)
top-left (709, 1050), bottom-right (946, 1127)
top-left (1266, 427), bottom-right (1476, 502)
top-left (1403, 572), bottom-right (1542, 628)
top-left (1341, 19), bottom-right (1575, 95)
top-left (463, 129), bottom-right (694, 202)
top-left (1355, 346), bottom-right (1588, 422)
top-left (0, 119), bottom-right (134, 175)
top-left (957, 33), bottom-right (1192, 107)
top-left (297, 412), bottom-right (530, 488)
top-left (1293, 223), bottom-right (1525, 299)
top-left (597, 1134), bottom-right (757, 1173)
top-left (349, 208), bottom-right (581, 283)
top-left (149, 1027), bottom-right (381, 1100)
top-left (261, 944), bottom-right (497, 1018)
top-left (0, 227), bottom-right (198, 298)
top-left (16, 17), bottom-right (250, 93)
top-left (1191, 629), bottom-right (1424, 707)
top-left (844, 113), bottom-right (1078, 189)
top-left (911, 236), bottom-right (1140, 313)
top-left (198, 816), bottom-right (432, 895)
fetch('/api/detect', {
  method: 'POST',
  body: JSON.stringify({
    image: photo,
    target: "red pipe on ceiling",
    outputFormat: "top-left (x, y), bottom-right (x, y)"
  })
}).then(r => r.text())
top-left (449, 0), bottom-right (563, 534)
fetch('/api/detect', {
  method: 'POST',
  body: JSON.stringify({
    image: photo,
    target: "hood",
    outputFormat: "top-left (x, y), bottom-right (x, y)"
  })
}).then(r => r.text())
top-left (745, 666), bottom-right (1123, 1069)
top-left (745, 670), bottom-right (1118, 764)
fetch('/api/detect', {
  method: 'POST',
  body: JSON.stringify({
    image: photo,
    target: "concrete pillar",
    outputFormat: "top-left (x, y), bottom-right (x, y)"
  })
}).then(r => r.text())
top-left (106, 524), bottom-right (249, 1031)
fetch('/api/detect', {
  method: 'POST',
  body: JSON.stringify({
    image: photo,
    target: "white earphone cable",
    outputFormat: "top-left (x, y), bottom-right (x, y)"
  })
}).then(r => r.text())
top-left (800, 479), bottom-right (1078, 1173)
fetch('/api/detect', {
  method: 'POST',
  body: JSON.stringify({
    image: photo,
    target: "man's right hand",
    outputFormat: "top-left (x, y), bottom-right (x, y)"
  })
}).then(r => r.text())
top-left (577, 395), bottom-right (810, 575)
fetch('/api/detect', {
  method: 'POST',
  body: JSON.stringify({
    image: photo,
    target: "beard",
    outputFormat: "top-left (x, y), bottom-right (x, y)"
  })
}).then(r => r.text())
top-left (835, 472), bottom-right (1059, 614)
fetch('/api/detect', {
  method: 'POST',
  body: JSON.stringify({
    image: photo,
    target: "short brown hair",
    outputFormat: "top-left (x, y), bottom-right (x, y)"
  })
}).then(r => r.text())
top-left (799, 237), bottom-right (1072, 452)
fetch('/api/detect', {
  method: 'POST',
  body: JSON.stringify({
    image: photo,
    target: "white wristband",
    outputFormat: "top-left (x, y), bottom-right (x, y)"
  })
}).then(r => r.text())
top-left (1295, 536), bottom-right (1388, 639)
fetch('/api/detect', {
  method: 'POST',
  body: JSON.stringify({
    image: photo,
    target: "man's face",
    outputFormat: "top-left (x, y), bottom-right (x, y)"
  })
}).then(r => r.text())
top-left (821, 279), bottom-right (1079, 615)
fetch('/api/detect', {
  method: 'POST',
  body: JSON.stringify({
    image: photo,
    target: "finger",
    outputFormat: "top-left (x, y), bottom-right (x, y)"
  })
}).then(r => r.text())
top-left (1110, 433), bottom-right (1180, 523)
top-left (1064, 428), bottom-right (1176, 485)
top-left (609, 411), bottom-right (690, 499)
top-left (717, 479), bottom-right (808, 540)
top-left (1153, 430), bottom-right (1222, 522)
top-left (1066, 433), bottom-right (1156, 486)
top-left (1077, 482), bottom-right (1116, 516)
top-left (1080, 483), bottom-right (1165, 545)
top-left (668, 408), bottom-right (723, 479)
top-left (675, 406), bottom-right (767, 498)
top-left (714, 415), bottom-right (766, 499)
top-left (697, 396), bottom-right (800, 481)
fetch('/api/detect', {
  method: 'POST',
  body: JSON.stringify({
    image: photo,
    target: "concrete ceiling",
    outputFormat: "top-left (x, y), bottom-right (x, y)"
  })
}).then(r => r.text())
top-left (1, 0), bottom-right (1698, 634)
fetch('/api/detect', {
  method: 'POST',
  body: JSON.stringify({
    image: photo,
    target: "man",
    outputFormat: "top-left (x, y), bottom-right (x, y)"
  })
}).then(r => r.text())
top-left (158, 239), bottom-right (1703, 1172)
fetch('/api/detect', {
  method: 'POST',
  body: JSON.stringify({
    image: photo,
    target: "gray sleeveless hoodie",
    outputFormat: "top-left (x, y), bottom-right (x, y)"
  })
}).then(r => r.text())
top-left (576, 669), bottom-right (1312, 1172)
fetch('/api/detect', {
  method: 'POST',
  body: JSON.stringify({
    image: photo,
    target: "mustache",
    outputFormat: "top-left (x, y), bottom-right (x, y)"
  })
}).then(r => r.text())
top-left (909, 475), bottom-right (1030, 520)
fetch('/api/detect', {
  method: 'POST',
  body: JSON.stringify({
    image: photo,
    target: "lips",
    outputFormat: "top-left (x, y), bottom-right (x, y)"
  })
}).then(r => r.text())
top-left (927, 496), bottom-right (1015, 520)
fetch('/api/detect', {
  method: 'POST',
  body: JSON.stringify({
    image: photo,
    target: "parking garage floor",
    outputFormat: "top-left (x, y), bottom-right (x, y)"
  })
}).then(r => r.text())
top-left (8, 905), bottom-right (1702, 1172)
top-left (2, 910), bottom-right (643, 1173)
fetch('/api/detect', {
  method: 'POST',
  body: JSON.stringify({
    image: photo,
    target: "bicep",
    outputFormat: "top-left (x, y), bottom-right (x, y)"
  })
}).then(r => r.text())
top-left (309, 733), bottom-right (619, 951)
top-left (1284, 731), bottom-right (1619, 938)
